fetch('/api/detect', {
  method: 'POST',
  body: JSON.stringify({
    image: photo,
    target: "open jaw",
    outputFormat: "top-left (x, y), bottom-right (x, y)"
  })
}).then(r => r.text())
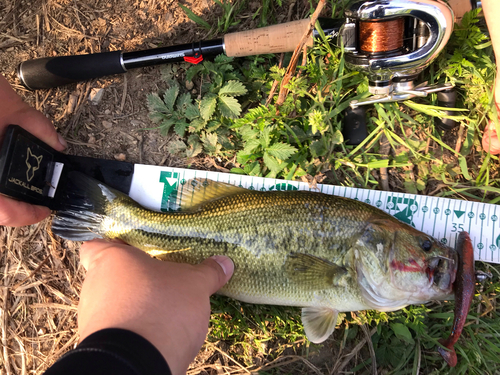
top-left (426, 255), bottom-right (457, 294)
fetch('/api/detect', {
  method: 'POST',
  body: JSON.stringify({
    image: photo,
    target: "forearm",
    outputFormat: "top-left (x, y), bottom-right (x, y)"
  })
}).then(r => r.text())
top-left (482, 0), bottom-right (500, 101)
top-left (44, 328), bottom-right (171, 375)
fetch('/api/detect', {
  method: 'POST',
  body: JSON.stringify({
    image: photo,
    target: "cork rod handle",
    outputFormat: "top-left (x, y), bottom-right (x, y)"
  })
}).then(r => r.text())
top-left (224, 19), bottom-right (313, 57)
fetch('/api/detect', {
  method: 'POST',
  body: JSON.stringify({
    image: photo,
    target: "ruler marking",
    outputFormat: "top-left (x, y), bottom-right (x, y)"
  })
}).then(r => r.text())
top-left (137, 167), bottom-right (500, 263)
top-left (493, 204), bottom-right (498, 263)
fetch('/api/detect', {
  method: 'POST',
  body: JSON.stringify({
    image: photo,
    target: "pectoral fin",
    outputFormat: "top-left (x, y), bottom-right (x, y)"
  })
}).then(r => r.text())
top-left (302, 307), bottom-right (339, 344)
top-left (284, 253), bottom-right (347, 291)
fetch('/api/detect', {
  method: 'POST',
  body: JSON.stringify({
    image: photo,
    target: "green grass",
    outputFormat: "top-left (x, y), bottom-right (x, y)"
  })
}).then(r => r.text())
top-left (166, 2), bottom-right (500, 373)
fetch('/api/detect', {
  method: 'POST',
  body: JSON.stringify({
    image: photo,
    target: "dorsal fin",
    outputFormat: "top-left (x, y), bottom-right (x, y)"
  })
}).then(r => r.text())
top-left (177, 178), bottom-right (250, 211)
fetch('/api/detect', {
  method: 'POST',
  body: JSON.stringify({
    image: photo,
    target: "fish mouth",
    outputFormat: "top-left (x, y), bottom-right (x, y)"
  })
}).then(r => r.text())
top-left (426, 252), bottom-right (457, 293)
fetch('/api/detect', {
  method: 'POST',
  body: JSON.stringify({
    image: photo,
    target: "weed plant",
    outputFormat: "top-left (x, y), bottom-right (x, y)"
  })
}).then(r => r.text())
top-left (147, 2), bottom-right (500, 373)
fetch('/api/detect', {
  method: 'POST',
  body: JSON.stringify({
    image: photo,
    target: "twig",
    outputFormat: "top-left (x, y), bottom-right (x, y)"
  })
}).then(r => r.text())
top-left (265, 53), bottom-right (285, 106)
top-left (360, 324), bottom-right (377, 375)
top-left (333, 327), bottom-right (377, 374)
top-left (415, 338), bottom-right (421, 375)
top-left (208, 343), bottom-right (251, 374)
top-left (1, 260), bottom-right (12, 375)
top-left (379, 133), bottom-right (390, 191)
top-left (276, 0), bottom-right (326, 107)
top-left (120, 74), bottom-right (128, 113)
top-left (455, 121), bottom-right (465, 154)
top-left (11, 255), bottom-right (51, 291)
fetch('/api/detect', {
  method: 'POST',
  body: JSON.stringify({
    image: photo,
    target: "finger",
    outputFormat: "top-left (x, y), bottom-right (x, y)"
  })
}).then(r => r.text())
top-left (80, 239), bottom-right (146, 271)
top-left (5, 109), bottom-right (67, 152)
top-left (0, 195), bottom-right (50, 226)
top-left (0, 75), bottom-right (66, 151)
top-left (79, 239), bottom-right (113, 271)
top-left (198, 255), bottom-right (234, 295)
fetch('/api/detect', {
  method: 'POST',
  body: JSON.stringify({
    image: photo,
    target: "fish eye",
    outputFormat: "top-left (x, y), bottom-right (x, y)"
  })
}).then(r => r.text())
top-left (421, 239), bottom-right (433, 252)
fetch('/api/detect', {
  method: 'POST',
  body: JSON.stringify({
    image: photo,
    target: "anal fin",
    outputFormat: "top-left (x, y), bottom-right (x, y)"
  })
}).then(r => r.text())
top-left (302, 307), bottom-right (339, 344)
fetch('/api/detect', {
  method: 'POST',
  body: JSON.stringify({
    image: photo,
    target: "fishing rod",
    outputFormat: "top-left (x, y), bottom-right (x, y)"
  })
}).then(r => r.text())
top-left (16, 0), bottom-right (476, 143)
top-left (17, 17), bottom-right (343, 90)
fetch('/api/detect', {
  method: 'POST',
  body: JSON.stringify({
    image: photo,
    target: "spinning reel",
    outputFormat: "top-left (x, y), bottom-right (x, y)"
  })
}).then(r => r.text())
top-left (338, 0), bottom-right (456, 144)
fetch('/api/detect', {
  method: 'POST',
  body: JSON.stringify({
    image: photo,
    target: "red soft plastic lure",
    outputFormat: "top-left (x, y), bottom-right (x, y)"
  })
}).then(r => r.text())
top-left (437, 231), bottom-right (475, 367)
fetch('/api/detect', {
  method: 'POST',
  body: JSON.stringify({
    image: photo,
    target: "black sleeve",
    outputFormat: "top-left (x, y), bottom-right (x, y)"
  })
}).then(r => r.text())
top-left (44, 328), bottom-right (172, 375)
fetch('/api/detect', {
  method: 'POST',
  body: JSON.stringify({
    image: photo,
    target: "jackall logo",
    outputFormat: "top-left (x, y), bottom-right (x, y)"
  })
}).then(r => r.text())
top-left (26, 148), bottom-right (43, 182)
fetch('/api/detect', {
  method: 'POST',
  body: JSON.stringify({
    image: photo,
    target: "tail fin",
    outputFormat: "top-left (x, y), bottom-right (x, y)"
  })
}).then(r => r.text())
top-left (52, 171), bottom-right (120, 241)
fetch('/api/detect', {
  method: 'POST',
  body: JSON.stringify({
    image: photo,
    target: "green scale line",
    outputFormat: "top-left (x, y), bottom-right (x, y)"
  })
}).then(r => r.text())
top-left (179, 170), bottom-right (187, 209)
top-left (493, 204), bottom-right (498, 263)
top-left (377, 191), bottom-right (383, 210)
top-left (452, 198), bottom-right (461, 248)
top-left (467, 201), bottom-right (474, 234)
top-left (420, 196), bottom-right (429, 232)
top-left (480, 203), bottom-right (486, 261)
top-left (431, 197), bottom-right (438, 237)
top-left (443, 198), bottom-right (452, 243)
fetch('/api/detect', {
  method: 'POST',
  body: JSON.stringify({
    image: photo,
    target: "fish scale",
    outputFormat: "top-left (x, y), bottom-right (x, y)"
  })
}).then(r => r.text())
top-left (52, 172), bottom-right (457, 344)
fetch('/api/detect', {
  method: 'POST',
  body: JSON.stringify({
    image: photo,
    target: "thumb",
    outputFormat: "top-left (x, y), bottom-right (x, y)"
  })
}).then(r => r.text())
top-left (0, 196), bottom-right (50, 226)
top-left (198, 255), bottom-right (234, 295)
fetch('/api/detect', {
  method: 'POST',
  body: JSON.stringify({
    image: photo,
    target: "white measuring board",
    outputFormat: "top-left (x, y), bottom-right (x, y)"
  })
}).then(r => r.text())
top-left (129, 164), bottom-right (500, 264)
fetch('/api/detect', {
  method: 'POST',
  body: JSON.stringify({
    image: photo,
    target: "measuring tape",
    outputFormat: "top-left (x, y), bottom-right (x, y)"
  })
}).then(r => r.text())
top-left (128, 164), bottom-right (500, 264)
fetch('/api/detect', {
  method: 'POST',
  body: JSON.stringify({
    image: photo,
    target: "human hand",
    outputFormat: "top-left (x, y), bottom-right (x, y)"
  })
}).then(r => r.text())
top-left (482, 119), bottom-right (500, 155)
top-left (77, 239), bottom-right (234, 375)
top-left (0, 74), bottom-right (67, 226)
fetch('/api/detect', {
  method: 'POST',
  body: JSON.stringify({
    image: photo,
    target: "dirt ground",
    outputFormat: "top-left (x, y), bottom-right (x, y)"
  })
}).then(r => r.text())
top-left (0, 1), bottom-right (346, 374)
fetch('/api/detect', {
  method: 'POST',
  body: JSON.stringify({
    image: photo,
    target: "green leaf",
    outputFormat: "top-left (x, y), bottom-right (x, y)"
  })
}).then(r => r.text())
top-left (174, 122), bottom-right (189, 138)
top-left (147, 93), bottom-right (167, 113)
top-left (390, 323), bottom-right (414, 344)
top-left (214, 54), bottom-right (234, 64)
top-left (168, 139), bottom-right (187, 155)
top-left (149, 111), bottom-right (169, 124)
top-left (163, 85), bottom-right (179, 112)
top-left (243, 139), bottom-right (261, 154)
top-left (244, 161), bottom-right (262, 176)
top-left (266, 142), bottom-right (297, 160)
top-left (190, 117), bottom-right (207, 131)
top-left (459, 156), bottom-right (472, 180)
top-left (219, 81), bottom-right (248, 96)
top-left (177, 92), bottom-right (192, 112)
top-left (310, 139), bottom-right (327, 157)
top-left (185, 103), bottom-right (200, 120)
top-left (230, 167), bottom-right (246, 174)
top-left (331, 130), bottom-right (344, 145)
top-left (236, 150), bottom-right (254, 165)
top-left (178, 3), bottom-right (211, 30)
top-left (263, 152), bottom-right (284, 174)
top-left (218, 96), bottom-right (242, 118)
top-left (186, 64), bottom-right (205, 82)
top-left (159, 118), bottom-right (175, 136)
top-left (261, 127), bottom-right (271, 148)
top-left (201, 132), bottom-right (219, 153)
top-left (185, 137), bottom-right (203, 158)
top-left (200, 95), bottom-right (218, 121)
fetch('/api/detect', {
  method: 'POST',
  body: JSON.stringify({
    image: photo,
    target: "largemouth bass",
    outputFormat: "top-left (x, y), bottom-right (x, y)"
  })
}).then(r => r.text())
top-left (52, 172), bottom-right (457, 344)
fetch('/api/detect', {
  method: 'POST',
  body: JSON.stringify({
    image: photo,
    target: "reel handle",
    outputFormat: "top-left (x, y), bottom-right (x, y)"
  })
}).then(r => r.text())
top-left (435, 88), bottom-right (458, 131)
top-left (342, 106), bottom-right (368, 145)
top-left (18, 51), bottom-right (126, 90)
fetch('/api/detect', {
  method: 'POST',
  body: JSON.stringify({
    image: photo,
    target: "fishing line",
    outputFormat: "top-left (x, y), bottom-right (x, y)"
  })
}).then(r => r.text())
top-left (359, 18), bottom-right (405, 53)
